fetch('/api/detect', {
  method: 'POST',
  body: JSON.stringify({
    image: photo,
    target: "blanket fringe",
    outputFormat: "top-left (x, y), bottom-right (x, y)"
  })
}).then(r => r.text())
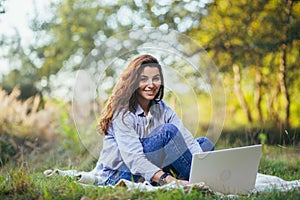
top-left (44, 169), bottom-right (300, 195)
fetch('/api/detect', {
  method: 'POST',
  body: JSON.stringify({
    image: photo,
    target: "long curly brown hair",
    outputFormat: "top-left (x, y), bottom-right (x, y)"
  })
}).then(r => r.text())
top-left (97, 54), bottom-right (165, 135)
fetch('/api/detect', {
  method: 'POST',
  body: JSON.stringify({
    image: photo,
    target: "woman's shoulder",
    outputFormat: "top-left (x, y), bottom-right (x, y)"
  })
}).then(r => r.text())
top-left (112, 108), bottom-right (135, 121)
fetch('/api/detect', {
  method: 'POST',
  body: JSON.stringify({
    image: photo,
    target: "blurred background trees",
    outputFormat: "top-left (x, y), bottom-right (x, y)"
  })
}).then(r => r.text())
top-left (0, 0), bottom-right (5, 13)
top-left (189, 0), bottom-right (300, 143)
top-left (0, 0), bottom-right (299, 145)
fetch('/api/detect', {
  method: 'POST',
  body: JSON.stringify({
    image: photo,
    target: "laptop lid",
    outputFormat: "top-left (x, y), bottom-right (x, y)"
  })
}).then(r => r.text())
top-left (189, 144), bottom-right (262, 194)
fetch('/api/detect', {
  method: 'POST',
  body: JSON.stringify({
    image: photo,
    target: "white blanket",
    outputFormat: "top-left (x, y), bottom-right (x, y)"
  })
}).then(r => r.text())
top-left (44, 169), bottom-right (300, 195)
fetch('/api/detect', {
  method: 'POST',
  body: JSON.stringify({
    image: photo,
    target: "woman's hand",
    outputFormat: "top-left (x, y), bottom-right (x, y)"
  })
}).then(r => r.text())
top-left (152, 170), bottom-right (189, 186)
top-left (175, 179), bottom-right (189, 186)
top-left (165, 175), bottom-right (189, 186)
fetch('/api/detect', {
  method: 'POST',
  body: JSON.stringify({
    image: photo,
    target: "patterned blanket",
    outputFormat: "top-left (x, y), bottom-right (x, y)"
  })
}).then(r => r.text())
top-left (44, 169), bottom-right (300, 196)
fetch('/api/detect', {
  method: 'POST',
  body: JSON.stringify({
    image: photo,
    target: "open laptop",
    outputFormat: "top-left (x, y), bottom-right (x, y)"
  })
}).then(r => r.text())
top-left (189, 144), bottom-right (262, 194)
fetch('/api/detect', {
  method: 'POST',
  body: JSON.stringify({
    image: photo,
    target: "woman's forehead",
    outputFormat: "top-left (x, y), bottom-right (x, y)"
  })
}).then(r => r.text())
top-left (140, 66), bottom-right (160, 76)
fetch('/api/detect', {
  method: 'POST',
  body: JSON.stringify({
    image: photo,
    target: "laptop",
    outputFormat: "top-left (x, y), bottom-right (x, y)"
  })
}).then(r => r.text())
top-left (189, 144), bottom-right (262, 194)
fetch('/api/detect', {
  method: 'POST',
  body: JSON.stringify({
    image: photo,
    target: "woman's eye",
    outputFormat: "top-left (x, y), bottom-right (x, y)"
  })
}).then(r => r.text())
top-left (140, 76), bottom-right (161, 84)
top-left (153, 77), bottom-right (160, 82)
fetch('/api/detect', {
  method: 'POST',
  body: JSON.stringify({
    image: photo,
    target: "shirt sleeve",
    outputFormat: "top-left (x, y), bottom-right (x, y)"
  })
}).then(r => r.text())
top-left (164, 106), bottom-right (202, 154)
top-left (112, 112), bottom-right (161, 182)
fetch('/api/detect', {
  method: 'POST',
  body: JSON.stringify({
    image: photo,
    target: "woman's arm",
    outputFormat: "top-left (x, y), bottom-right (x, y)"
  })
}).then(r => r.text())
top-left (113, 110), bottom-right (190, 185)
top-left (113, 112), bottom-right (161, 182)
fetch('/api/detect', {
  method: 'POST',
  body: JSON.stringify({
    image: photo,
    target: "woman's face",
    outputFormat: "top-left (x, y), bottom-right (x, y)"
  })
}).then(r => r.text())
top-left (136, 66), bottom-right (162, 106)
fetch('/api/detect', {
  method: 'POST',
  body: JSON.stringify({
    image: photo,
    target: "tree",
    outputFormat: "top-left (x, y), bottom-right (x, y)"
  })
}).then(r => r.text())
top-left (189, 0), bottom-right (300, 143)
top-left (0, 31), bottom-right (40, 98)
top-left (1, 0), bottom-right (208, 98)
top-left (0, 0), bottom-right (6, 14)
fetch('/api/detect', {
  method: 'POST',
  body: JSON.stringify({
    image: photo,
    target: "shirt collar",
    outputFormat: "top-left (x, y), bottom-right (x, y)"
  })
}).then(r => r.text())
top-left (136, 104), bottom-right (145, 116)
top-left (135, 100), bottom-right (160, 117)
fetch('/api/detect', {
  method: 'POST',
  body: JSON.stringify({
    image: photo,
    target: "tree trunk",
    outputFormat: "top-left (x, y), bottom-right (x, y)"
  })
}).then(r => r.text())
top-left (279, 0), bottom-right (293, 132)
top-left (254, 66), bottom-right (263, 123)
top-left (279, 46), bottom-right (290, 130)
top-left (267, 83), bottom-right (280, 124)
top-left (233, 64), bottom-right (253, 123)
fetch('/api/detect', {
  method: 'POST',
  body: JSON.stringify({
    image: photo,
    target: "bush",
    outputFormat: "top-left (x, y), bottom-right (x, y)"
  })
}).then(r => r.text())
top-left (0, 87), bottom-right (82, 166)
top-left (0, 87), bottom-right (60, 140)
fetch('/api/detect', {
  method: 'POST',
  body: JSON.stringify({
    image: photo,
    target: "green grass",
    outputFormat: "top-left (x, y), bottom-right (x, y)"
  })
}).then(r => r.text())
top-left (0, 144), bottom-right (299, 199)
top-left (258, 145), bottom-right (300, 180)
top-left (0, 167), bottom-right (211, 200)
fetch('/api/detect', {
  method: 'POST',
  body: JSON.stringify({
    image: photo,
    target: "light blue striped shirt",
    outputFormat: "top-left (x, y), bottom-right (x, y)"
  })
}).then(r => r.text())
top-left (93, 100), bottom-right (202, 183)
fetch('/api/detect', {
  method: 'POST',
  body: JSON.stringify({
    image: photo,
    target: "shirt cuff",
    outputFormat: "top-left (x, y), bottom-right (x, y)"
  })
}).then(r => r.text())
top-left (144, 167), bottom-right (161, 182)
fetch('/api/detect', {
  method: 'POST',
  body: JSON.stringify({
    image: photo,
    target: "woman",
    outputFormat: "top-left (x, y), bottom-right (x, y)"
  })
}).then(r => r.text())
top-left (94, 54), bottom-right (214, 186)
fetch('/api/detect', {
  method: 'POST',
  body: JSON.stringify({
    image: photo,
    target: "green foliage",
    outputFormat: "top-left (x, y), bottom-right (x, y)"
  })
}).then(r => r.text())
top-left (188, 0), bottom-right (300, 142)
top-left (0, 69), bottom-right (40, 100)
top-left (55, 100), bottom-right (78, 141)
top-left (0, 0), bottom-right (207, 96)
top-left (1, 0), bottom-right (299, 144)
top-left (0, 135), bottom-right (16, 166)
top-left (259, 133), bottom-right (267, 145)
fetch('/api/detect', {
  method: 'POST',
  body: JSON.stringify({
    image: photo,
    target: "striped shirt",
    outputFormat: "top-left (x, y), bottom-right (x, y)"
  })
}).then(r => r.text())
top-left (93, 100), bottom-right (202, 183)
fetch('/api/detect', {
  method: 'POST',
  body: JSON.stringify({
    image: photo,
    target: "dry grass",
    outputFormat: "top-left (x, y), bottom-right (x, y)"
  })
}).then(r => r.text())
top-left (0, 87), bottom-right (60, 140)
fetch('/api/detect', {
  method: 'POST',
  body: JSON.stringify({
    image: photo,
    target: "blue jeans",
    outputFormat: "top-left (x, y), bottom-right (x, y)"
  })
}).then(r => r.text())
top-left (105, 123), bottom-right (214, 185)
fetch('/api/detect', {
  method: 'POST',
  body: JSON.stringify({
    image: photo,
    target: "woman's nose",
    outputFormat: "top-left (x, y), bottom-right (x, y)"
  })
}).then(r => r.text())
top-left (146, 79), bottom-right (154, 86)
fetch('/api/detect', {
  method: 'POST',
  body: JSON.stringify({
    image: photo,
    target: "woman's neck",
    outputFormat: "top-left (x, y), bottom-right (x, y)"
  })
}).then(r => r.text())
top-left (138, 100), bottom-right (150, 116)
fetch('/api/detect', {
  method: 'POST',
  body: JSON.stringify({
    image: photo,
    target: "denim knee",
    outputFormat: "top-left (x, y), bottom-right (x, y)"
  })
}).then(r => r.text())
top-left (147, 123), bottom-right (179, 139)
top-left (161, 123), bottom-right (179, 139)
top-left (196, 137), bottom-right (214, 152)
top-left (142, 123), bottom-right (180, 153)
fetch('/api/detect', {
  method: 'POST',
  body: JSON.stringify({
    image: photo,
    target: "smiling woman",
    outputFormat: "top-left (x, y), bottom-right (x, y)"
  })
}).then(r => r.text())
top-left (94, 54), bottom-right (215, 186)
top-left (136, 65), bottom-right (162, 114)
